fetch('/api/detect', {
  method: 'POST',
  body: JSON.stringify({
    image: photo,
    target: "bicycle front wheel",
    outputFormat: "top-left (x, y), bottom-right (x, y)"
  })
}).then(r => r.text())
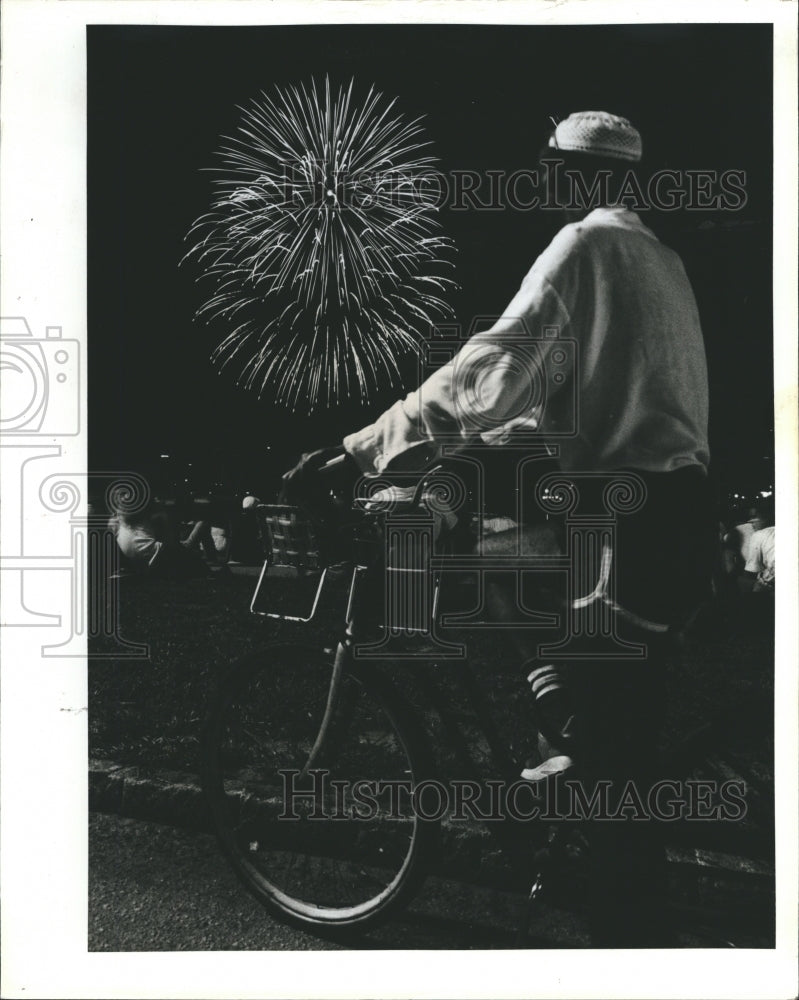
top-left (201, 643), bottom-right (438, 930)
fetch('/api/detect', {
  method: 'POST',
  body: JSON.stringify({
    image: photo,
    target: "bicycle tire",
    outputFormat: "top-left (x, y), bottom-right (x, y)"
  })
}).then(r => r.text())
top-left (201, 643), bottom-right (439, 930)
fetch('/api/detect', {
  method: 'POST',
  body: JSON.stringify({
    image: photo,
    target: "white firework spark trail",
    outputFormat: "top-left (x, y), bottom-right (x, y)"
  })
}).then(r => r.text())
top-left (184, 78), bottom-right (457, 411)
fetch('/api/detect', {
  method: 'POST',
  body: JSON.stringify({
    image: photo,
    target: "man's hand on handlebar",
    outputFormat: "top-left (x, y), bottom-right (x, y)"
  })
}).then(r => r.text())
top-left (280, 445), bottom-right (360, 519)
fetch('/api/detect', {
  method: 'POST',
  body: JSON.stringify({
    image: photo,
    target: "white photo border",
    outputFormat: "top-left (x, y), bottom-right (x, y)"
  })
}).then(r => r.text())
top-left (1, 1), bottom-right (796, 998)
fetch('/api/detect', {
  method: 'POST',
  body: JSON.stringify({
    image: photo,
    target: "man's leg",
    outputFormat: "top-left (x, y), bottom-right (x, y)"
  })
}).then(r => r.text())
top-left (577, 466), bottom-right (714, 946)
top-left (481, 520), bottom-right (672, 945)
top-left (481, 521), bottom-right (579, 765)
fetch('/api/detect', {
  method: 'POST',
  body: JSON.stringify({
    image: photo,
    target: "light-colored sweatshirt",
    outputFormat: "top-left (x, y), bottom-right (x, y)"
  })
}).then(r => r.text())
top-left (344, 207), bottom-right (709, 476)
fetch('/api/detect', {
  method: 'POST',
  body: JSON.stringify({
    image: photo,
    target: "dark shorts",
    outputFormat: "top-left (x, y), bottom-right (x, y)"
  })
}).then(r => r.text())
top-left (482, 464), bottom-right (716, 633)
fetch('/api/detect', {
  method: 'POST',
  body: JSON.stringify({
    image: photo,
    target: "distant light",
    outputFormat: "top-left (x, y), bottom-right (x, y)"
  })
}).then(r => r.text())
top-left (160, 454), bottom-right (170, 459)
top-left (760, 490), bottom-right (772, 498)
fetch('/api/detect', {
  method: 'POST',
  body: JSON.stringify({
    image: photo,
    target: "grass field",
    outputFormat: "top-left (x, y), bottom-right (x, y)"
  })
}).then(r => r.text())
top-left (89, 569), bottom-right (774, 778)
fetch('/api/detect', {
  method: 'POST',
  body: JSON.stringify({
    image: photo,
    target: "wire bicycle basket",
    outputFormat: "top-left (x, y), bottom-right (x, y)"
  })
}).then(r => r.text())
top-left (248, 485), bottom-right (453, 632)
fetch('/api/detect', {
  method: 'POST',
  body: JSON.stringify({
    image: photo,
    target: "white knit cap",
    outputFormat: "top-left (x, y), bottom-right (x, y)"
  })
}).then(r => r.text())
top-left (548, 111), bottom-right (642, 162)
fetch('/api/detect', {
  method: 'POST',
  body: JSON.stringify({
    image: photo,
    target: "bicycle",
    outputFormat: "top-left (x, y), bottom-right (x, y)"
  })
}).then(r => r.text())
top-left (200, 462), bottom-right (576, 929)
top-left (200, 464), bottom-right (773, 944)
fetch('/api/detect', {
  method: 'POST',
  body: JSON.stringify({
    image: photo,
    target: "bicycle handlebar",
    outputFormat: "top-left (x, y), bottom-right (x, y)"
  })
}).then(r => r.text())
top-left (319, 453), bottom-right (348, 473)
top-left (320, 451), bottom-right (447, 510)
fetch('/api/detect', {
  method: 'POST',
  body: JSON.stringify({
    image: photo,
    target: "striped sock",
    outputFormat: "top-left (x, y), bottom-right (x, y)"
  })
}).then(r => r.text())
top-left (525, 662), bottom-right (576, 752)
top-left (527, 662), bottom-right (566, 701)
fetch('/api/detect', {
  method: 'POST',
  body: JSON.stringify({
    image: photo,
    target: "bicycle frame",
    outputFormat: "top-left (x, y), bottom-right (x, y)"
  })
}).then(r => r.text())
top-left (248, 471), bottom-right (554, 865)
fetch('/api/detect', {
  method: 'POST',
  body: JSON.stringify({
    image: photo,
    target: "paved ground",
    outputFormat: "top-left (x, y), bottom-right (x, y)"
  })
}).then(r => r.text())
top-left (90, 811), bottom-right (775, 951)
top-left (89, 813), bottom-right (586, 951)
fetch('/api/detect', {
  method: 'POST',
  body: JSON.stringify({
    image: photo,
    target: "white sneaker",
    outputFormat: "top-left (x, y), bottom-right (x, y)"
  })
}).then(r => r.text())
top-left (520, 754), bottom-right (575, 782)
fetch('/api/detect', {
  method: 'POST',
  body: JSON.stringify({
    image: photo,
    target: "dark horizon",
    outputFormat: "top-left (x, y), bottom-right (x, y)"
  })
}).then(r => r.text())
top-left (87, 22), bottom-right (774, 503)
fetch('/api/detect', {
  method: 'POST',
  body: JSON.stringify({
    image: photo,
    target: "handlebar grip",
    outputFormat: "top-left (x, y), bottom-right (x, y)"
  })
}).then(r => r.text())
top-left (320, 453), bottom-right (348, 473)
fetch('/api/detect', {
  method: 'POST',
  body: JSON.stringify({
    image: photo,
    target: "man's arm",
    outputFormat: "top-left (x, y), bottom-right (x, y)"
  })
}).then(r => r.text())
top-left (343, 266), bottom-right (573, 475)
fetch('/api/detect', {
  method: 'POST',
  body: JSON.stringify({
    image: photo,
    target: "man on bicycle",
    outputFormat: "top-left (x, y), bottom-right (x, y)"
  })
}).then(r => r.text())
top-left (283, 111), bottom-right (715, 945)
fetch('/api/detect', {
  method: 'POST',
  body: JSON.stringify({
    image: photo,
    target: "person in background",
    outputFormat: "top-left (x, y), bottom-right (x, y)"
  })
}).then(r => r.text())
top-left (108, 503), bottom-right (168, 573)
top-left (744, 501), bottom-right (775, 592)
top-left (109, 499), bottom-right (217, 578)
top-left (180, 494), bottom-right (232, 571)
top-left (722, 507), bottom-right (756, 591)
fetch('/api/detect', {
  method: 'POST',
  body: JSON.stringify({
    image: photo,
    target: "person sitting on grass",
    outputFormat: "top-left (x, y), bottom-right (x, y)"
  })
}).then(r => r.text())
top-left (177, 493), bottom-right (233, 573)
top-left (108, 503), bottom-right (169, 574)
top-left (109, 501), bottom-right (218, 579)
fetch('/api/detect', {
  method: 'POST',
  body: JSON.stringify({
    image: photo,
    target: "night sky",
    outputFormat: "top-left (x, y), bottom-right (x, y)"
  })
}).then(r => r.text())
top-left (88, 23), bottom-right (773, 501)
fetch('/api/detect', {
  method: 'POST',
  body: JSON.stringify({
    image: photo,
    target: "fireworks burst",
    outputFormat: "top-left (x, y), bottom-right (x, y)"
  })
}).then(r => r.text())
top-left (184, 78), bottom-right (457, 411)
